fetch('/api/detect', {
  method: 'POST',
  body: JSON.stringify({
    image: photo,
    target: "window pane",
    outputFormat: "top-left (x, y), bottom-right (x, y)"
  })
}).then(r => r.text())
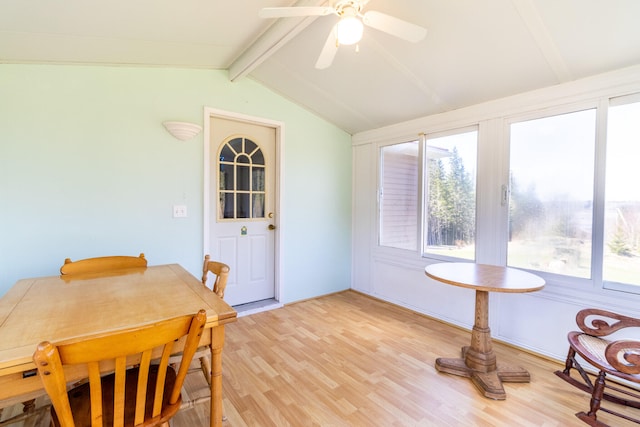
top-left (245, 139), bottom-right (258, 154)
top-left (252, 167), bottom-right (265, 191)
top-left (379, 141), bottom-right (419, 250)
top-left (252, 193), bottom-right (265, 218)
top-left (220, 145), bottom-right (234, 162)
top-left (219, 164), bottom-right (233, 191)
top-left (237, 165), bottom-right (250, 191)
top-left (603, 100), bottom-right (640, 287)
top-left (508, 110), bottom-right (595, 277)
top-left (221, 192), bottom-right (234, 219)
top-left (252, 149), bottom-right (265, 165)
top-left (229, 138), bottom-right (243, 153)
top-left (236, 193), bottom-right (250, 218)
top-left (424, 131), bottom-right (477, 260)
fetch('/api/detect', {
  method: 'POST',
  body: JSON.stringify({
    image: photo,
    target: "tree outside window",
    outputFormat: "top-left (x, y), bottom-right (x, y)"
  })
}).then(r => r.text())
top-left (424, 131), bottom-right (477, 260)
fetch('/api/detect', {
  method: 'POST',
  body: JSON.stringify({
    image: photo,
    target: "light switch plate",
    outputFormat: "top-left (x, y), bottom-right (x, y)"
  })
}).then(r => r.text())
top-left (173, 205), bottom-right (187, 218)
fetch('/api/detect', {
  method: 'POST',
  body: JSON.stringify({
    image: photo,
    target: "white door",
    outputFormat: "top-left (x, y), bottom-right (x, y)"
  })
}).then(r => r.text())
top-left (207, 115), bottom-right (277, 306)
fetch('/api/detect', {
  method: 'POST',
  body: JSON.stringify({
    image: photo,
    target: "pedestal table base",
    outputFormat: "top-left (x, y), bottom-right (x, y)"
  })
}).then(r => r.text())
top-left (435, 346), bottom-right (530, 400)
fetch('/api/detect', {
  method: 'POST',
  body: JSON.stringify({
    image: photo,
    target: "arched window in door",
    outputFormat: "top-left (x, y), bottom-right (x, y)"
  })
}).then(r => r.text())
top-left (218, 137), bottom-right (265, 219)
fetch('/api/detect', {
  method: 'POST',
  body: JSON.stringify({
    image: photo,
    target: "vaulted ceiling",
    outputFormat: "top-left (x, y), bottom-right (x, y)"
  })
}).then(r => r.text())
top-left (2, 0), bottom-right (639, 134)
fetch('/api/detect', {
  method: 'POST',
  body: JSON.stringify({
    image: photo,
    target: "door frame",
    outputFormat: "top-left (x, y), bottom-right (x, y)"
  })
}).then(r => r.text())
top-left (203, 106), bottom-right (284, 303)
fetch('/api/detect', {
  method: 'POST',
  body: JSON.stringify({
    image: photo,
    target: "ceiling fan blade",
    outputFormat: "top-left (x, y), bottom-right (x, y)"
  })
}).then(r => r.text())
top-left (315, 25), bottom-right (339, 69)
top-left (362, 10), bottom-right (427, 43)
top-left (259, 7), bottom-right (334, 19)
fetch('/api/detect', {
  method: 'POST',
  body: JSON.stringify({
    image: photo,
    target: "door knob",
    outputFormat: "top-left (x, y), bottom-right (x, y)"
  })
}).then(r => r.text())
top-left (268, 224), bottom-right (276, 230)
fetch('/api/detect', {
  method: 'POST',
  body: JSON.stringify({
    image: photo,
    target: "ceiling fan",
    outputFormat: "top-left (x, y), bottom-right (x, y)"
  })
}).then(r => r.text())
top-left (259, 0), bottom-right (427, 69)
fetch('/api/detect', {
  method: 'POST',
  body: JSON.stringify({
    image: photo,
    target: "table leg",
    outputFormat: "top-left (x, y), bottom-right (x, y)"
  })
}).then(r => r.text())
top-left (435, 290), bottom-right (530, 400)
top-left (210, 325), bottom-right (225, 427)
top-left (465, 290), bottom-right (496, 371)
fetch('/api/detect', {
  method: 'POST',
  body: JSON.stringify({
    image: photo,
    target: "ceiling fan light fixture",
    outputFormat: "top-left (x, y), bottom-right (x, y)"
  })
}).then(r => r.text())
top-left (259, 0), bottom-right (428, 69)
top-left (336, 15), bottom-right (363, 45)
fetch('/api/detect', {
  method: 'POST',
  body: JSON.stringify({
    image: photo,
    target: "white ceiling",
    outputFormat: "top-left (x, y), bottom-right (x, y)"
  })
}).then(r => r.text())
top-left (1, 0), bottom-right (639, 135)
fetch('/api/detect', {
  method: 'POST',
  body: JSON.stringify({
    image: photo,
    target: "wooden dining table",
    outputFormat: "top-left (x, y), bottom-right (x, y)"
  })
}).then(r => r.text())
top-left (425, 262), bottom-right (545, 400)
top-left (0, 263), bottom-right (237, 427)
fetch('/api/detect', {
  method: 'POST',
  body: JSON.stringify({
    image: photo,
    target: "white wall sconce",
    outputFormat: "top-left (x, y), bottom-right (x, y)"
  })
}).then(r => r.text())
top-left (163, 121), bottom-right (203, 141)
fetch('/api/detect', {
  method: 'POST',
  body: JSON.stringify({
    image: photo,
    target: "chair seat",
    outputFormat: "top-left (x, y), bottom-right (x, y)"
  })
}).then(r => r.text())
top-left (52, 365), bottom-right (180, 427)
top-left (574, 333), bottom-right (611, 365)
top-left (568, 331), bottom-right (640, 384)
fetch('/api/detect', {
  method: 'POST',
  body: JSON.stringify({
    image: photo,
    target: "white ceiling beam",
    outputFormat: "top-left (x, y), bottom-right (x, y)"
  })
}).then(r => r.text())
top-left (369, 37), bottom-right (450, 111)
top-left (228, 0), bottom-right (329, 82)
top-left (511, 0), bottom-right (573, 83)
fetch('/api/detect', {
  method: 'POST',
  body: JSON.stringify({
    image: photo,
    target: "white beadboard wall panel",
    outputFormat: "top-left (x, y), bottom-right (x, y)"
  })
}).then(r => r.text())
top-left (352, 144), bottom-right (375, 294)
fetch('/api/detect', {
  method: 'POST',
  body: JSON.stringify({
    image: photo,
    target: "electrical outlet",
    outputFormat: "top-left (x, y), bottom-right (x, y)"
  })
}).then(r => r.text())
top-left (173, 205), bottom-right (187, 218)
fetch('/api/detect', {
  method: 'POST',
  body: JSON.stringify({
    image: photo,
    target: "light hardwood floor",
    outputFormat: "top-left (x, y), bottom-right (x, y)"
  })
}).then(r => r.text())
top-left (3, 290), bottom-right (639, 426)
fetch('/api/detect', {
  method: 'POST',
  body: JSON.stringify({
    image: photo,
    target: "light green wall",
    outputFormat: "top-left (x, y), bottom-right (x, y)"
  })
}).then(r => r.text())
top-left (0, 64), bottom-right (352, 302)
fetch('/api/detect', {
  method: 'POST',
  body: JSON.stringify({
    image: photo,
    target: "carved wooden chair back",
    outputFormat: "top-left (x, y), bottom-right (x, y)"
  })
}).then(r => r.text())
top-left (201, 255), bottom-right (230, 300)
top-left (33, 310), bottom-right (206, 427)
top-left (555, 308), bottom-right (640, 426)
top-left (60, 253), bottom-right (147, 275)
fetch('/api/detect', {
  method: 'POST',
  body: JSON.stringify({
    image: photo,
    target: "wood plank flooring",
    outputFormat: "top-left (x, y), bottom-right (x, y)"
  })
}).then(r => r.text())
top-left (3, 290), bottom-right (639, 426)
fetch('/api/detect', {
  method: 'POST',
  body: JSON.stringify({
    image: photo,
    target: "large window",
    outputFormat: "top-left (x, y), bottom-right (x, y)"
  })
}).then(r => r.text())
top-left (603, 97), bottom-right (640, 290)
top-left (378, 130), bottom-right (477, 260)
top-left (375, 92), bottom-right (640, 295)
top-left (424, 131), bottom-right (477, 260)
top-left (508, 110), bottom-right (596, 277)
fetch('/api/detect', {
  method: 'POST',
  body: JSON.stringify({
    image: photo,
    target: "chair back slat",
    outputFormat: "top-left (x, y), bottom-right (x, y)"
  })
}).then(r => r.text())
top-left (113, 356), bottom-right (128, 427)
top-left (152, 344), bottom-right (174, 417)
top-left (133, 349), bottom-right (153, 425)
top-left (60, 253), bottom-right (147, 276)
top-left (33, 310), bottom-right (206, 427)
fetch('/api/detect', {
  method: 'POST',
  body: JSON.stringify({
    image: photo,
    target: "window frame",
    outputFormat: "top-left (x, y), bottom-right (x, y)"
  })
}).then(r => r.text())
top-left (218, 136), bottom-right (267, 221)
top-left (502, 96), bottom-right (640, 296)
top-left (374, 95), bottom-right (640, 296)
top-left (375, 126), bottom-right (480, 263)
top-left (376, 138), bottom-right (422, 253)
top-left (601, 93), bottom-right (640, 295)
top-left (504, 104), bottom-right (598, 284)
top-left (502, 101), bottom-right (601, 291)
top-left (421, 126), bottom-right (479, 262)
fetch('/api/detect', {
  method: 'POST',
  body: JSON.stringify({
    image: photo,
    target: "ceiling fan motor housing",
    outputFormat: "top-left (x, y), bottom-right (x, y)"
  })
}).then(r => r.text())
top-left (334, 0), bottom-right (365, 17)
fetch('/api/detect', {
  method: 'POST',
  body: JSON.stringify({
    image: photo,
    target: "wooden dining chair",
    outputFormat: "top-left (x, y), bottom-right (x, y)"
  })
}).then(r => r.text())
top-left (201, 254), bottom-right (230, 300)
top-left (33, 309), bottom-right (206, 427)
top-left (60, 253), bottom-right (147, 275)
top-left (555, 308), bottom-right (640, 426)
top-left (171, 255), bottom-right (229, 413)
top-left (0, 253), bottom-right (148, 425)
